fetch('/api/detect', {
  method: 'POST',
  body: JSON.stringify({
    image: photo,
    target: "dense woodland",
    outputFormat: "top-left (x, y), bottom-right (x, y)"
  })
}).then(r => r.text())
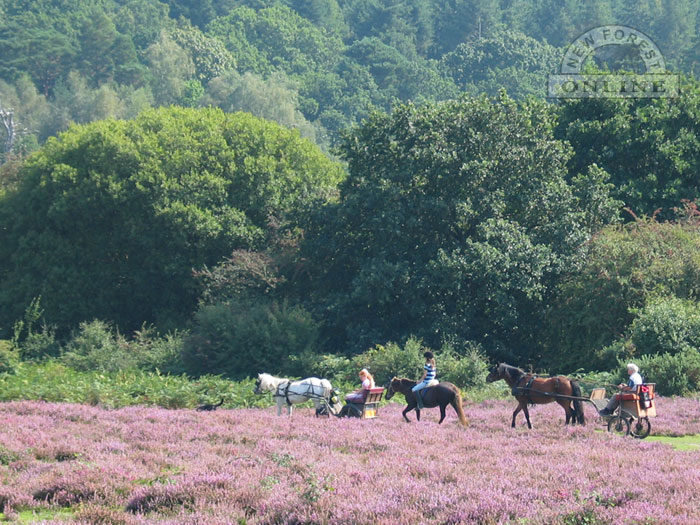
top-left (1, 0), bottom-right (700, 396)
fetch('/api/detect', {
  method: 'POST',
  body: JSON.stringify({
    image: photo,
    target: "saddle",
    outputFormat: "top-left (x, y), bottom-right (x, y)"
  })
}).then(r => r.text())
top-left (416, 380), bottom-right (439, 400)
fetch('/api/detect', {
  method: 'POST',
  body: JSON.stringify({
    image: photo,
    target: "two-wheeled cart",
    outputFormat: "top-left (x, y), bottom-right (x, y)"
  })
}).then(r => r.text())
top-left (588, 383), bottom-right (656, 438)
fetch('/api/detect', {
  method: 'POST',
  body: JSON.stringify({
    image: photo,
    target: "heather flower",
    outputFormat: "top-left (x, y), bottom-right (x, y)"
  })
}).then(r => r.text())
top-left (0, 398), bottom-right (698, 523)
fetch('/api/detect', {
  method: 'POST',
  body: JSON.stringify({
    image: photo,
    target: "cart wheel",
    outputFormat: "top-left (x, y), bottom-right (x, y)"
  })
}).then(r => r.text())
top-left (607, 416), bottom-right (630, 436)
top-left (630, 417), bottom-right (651, 439)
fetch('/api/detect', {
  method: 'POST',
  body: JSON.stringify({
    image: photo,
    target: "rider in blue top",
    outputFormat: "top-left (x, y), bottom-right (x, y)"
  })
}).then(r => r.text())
top-left (412, 351), bottom-right (437, 409)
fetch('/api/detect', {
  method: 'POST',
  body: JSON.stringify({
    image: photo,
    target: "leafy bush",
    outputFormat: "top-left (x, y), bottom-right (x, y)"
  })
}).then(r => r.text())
top-left (438, 342), bottom-right (489, 389)
top-left (61, 320), bottom-right (185, 373)
top-left (0, 107), bottom-right (343, 335)
top-left (182, 300), bottom-right (320, 379)
top-left (310, 337), bottom-right (490, 390)
top-left (634, 349), bottom-right (700, 396)
top-left (19, 325), bottom-right (60, 360)
top-left (128, 326), bottom-right (186, 375)
top-left (351, 338), bottom-right (424, 386)
top-left (629, 297), bottom-right (700, 356)
top-left (0, 340), bottom-right (18, 374)
top-left (61, 321), bottom-right (127, 372)
top-left (544, 220), bottom-right (700, 372)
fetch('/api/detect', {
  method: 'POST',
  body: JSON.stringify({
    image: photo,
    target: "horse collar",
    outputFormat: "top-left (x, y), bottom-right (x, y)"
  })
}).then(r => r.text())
top-left (274, 380), bottom-right (292, 405)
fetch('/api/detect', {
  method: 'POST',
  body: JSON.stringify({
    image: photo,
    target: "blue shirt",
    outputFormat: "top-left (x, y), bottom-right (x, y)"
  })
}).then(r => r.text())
top-left (424, 363), bottom-right (436, 382)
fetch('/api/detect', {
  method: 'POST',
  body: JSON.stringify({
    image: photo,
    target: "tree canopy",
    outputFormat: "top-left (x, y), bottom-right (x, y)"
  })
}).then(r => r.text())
top-left (0, 106), bottom-right (343, 335)
top-left (301, 94), bottom-right (619, 360)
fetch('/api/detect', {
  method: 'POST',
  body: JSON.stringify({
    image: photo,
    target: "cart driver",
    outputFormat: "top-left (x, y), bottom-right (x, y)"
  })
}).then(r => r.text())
top-left (599, 363), bottom-right (643, 416)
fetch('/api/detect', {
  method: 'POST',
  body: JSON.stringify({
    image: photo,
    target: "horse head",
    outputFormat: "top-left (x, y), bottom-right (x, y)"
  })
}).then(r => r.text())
top-left (254, 373), bottom-right (281, 394)
top-left (384, 377), bottom-right (401, 400)
top-left (485, 364), bottom-right (503, 383)
top-left (254, 374), bottom-right (265, 394)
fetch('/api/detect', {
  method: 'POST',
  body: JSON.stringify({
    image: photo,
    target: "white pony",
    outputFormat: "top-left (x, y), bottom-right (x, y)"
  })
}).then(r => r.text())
top-left (255, 373), bottom-right (342, 417)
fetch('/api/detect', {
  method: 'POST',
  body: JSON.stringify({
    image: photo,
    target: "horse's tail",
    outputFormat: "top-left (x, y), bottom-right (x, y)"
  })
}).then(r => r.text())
top-left (451, 388), bottom-right (469, 427)
top-left (571, 380), bottom-right (585, 425)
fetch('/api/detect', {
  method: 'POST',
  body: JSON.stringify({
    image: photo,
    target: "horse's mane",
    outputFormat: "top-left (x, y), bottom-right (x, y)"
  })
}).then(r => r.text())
top-left (500, 363), bottom-right (527, 382)
top-left (390, 377), bottom-right (416, 388)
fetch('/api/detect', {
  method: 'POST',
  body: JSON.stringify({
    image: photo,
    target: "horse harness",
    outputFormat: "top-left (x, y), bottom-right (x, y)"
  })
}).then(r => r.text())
top-left (273, 380), bottom-right (293, 405)
top-left (512, 374), bottom-right (562, 404)
top-left (512, 375), bottom-right (537, 404)
top-left (273, 380), bottom-right (332, 406)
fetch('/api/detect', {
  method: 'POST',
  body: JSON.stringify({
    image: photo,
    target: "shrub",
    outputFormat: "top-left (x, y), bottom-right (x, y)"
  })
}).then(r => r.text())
top-left (0, 361), bottom-right (269, 409)
top-left (182, 299), bottom-right (320, 379)
top-left (0, 340), bottom-right (18, 374)
top-left (290, 351), bottom-right (355, 384)
top-left (634, 349), bottom-right (700, 396)
top-left (351, 338), bottom-right (424, 386)
top-left (544, 220), bottom-right (700, 371)
top-left (61, 320), bottom-right (133, 372)
top-left (438, 342), bottom-right (489, 389)
top-left (61, 321), bottom-right (185, 373)
top-left (344, 337), bottom-right (489, 389)
top-left (628, 297), bottom-right (700, 356)
top-left (128, 326), bottom-right (186, 375)
top-left (19, 324), bottom-right (60, 360)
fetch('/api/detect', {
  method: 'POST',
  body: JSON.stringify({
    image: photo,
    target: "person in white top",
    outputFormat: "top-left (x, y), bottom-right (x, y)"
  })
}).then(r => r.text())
top-left (600, 363), bottom-right (643, 416)
top-left (335, 368), bottom-right (376, 417)
top-left (344, 368), bottom-right (375, 403)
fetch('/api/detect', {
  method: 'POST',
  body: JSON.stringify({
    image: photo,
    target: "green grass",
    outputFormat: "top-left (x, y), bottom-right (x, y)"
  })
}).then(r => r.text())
top-left (0, 508), bottom-right (75, 523)
top-left (646, 434), bottom-right (700, 450)
top-left (0, 361), bottom-right (272, 409)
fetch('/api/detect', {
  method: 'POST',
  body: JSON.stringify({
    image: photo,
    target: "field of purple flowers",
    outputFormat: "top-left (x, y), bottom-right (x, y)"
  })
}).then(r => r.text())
top-left (1, 397), bottom-right (699, 524)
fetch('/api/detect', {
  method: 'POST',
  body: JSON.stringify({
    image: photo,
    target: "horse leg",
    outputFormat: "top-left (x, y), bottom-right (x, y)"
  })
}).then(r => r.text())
top-left (523, 404), bottom-right (532, 429)
top-left (416, 408), bottom-right (421, 422)
top-left (561, 400), bottom-right (573, 425)
top-left (402, 405), bottom-right (414, 423)
top-left (511, 403), bottom-right (523, 428)
top-left (438, 404), bottom-right (447, 424)
top-left (277, 400), bottom-right (282, 416)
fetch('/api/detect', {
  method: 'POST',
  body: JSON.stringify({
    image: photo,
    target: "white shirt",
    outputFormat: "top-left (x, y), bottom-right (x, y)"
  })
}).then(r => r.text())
top-left (628, 372), bottom-right (643, 388)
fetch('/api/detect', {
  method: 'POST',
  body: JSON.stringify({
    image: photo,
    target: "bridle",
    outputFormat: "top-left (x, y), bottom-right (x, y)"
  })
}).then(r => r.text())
top-left (385, 380), bottom-right (396, 400)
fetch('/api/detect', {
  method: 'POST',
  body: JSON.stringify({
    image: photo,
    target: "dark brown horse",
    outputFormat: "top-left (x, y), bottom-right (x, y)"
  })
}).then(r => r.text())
top-left (486, 363), bottom-right (585, 429)
top-left (385, 377), bottom-right (468, 426)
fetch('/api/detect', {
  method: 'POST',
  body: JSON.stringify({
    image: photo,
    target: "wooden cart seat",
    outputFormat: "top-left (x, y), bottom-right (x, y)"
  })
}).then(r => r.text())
top-left (621, 383), bottom-right (656, 418)
top-left (347, 387), bottom-right (385, 419)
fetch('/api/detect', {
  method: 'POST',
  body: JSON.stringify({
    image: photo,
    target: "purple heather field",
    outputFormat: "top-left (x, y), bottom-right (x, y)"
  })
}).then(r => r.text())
top-left (0, 397), bottom-right (699, 524)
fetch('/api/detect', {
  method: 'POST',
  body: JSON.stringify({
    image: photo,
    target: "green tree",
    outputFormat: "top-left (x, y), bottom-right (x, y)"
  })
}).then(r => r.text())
top-left (207, 6), bottom-right (344, 77)
top-left (302, 94), bottom-right (618, 359)
top-left (0, 107), bottom-right (343, 336)
top-left (555, 79), bottom-right (700, 219)
top-left (171, 24), bottom-right (235, 83)
top-left (544, 211), bottom-right (700, 371)
top-left (441, 30), bottom-right (560, 99)
top-left (144, 31), bottom-right (195, 106)
top-left (0, 14), bottom-right (77, 95)
top-left (77, 9), bottom-right (143, 86)
top-left (200, 70), bottom-right (323, 145)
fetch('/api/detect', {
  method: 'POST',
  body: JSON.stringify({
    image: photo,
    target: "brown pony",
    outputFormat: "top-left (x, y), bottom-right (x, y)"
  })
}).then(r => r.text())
top-left (486, 363), bottom-right (585, 429)
top-left (385, 377), bottom-right (468, 426)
